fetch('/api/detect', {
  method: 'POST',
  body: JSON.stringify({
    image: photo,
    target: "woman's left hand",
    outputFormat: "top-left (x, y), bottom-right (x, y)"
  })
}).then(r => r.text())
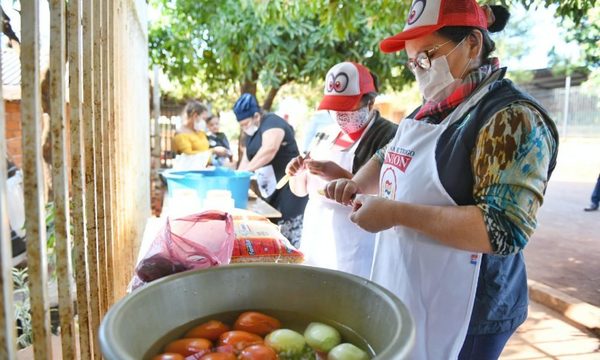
top-left (305, 160), bottom-right (352, 181)
top-left (349, 194), bottom-right (397, 233)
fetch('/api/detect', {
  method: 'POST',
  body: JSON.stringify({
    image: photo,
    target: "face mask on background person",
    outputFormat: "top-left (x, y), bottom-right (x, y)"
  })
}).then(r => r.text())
top-left (331, 106), bottom-right (370, 134)
top-left (243, 124), bottom-right (258, 137)
top-left (414, 39), bottom-right (470, 102)
top-left (194, 119), bottom-right (207, 132)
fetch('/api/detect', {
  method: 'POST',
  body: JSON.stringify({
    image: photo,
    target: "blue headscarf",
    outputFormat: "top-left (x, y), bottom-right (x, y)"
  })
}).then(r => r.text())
top-left (233, 93), bottom-right (261, 122)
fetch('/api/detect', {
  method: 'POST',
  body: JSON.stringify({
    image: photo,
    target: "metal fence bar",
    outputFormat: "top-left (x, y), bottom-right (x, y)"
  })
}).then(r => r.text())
top-left (68, 0), bottom-right (93, 357)
top-left (0, 25), bottom-right (17, 359)
top-left (21, 0), bottom-right (53, 357)
top-left (82, 0), bottom-right (102, 357)
top-left (92, 0), bottom-right (109, 318)
top-left (50, 0), bottom-right (76, 357)
top-left (112, 0), bottom-right (125, 299)
top-left (103, 0), bottom-right (115, 307)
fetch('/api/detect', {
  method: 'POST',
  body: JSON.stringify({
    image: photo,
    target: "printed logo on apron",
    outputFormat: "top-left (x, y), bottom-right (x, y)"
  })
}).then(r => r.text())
top-left (256, 165), bottom-right (277, 198)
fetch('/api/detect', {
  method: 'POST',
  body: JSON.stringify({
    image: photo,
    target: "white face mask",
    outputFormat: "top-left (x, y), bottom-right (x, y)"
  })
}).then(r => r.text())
top-left (331, 106), bottom-right (371, 134)
top-left (414, 40), bottom-right (470, 102)
top-left (194, 119), bottom-right (207, 132)
top-left (244, 125), bottom-right (258, 137)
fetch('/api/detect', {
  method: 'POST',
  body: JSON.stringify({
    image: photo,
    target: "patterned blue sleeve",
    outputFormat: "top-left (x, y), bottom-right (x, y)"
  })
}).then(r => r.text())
top-left (472, 103), bottom-right (557, 256)
top-left (372, 142), bottom-right (389, 164)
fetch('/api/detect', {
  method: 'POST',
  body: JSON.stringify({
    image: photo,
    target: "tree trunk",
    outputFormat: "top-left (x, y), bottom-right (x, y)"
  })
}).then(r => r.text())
top-left (262, 86), bottom-right (281, 112)
top-left (239, 81), bottom-right (257, 96)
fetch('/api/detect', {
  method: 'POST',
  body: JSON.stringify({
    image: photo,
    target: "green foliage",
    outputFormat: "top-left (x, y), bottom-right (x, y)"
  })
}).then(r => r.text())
top-left (549, 6), bottom-right (599, 70)
top-left (12, 267), bottom-right (32, 349)
top-left (150, 0), bottom-right (598, 106)
top-left (149, 0), bottom-right (412, 107)
top-left (11, 202), bottom-right (66, 349)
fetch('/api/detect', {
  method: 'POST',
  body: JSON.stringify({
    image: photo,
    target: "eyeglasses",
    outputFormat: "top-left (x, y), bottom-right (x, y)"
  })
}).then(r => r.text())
top-left (406, 40), bottom-right (452, 73)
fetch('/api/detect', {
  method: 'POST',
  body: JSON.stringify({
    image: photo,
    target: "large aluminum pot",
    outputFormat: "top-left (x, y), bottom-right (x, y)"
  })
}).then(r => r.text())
top-left (99, 264), bottom-right (414, 359)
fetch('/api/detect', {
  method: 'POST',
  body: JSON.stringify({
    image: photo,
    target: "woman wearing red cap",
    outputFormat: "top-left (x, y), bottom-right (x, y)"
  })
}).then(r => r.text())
top-left (285, 62), bottom-right (397, 278)
top-left (324, 1), bottom-right (558, 359)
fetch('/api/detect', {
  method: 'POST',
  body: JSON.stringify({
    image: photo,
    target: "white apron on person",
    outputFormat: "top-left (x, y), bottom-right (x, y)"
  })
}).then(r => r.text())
top-left (255, 164), bottom-right (277, 198)
top-left (373, 93), bottom-right (491, 358)
top-left (300, 123), bottom-right (375, 279)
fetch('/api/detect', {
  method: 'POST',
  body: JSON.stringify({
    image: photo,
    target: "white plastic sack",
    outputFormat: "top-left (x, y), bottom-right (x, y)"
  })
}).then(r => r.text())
top-left (172, 151), bottom-right (211, 171)
top-left (7, 170), bottom-right (25, 237)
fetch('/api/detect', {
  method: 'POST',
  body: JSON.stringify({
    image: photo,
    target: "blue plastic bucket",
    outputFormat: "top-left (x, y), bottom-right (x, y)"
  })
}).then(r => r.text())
top-left (163, 167), bottom-right (252, 209)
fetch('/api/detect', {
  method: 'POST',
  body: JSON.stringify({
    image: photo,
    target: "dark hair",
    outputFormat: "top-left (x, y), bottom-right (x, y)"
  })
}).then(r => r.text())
top-left (436, 5), bottom-right (510, 63)
top-left (184, 100), bottom-right (207, 118)
top-left (206, 114), bottom-right (219, 124)
top-left (360, 71), bottom-right (380, 107)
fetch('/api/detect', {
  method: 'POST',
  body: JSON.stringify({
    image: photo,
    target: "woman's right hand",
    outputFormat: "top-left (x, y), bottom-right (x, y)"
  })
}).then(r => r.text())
top-left (285, 155), bottom-right (306, 177)
top-left (324, 179), bottom-right (360, 206)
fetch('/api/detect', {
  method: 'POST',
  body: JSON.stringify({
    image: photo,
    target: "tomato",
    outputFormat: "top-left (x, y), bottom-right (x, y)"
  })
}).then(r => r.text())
top-left (152, 353), bottom-right (185, 360)
top-left (233, 312), bottom-right (281, 336)
top-left (199, 353), bottom-right (237, 360)
top-left (164, 338), bottom-right (212, 356)
top-left (239, 344), bottom-right (278, 360)
top-left (218, 331), bottom-right (263, 351)
top-left (185, 320), bottom-right (231, 341)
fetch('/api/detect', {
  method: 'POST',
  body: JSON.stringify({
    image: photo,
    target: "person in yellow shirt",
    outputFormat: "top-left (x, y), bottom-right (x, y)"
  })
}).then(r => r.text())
top-left (172, 101), bottom-right (210, 154)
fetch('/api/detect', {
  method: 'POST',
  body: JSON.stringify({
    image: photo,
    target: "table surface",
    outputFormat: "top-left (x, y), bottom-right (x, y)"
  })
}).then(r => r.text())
top-left (246, 197), bottom-right (282, 218)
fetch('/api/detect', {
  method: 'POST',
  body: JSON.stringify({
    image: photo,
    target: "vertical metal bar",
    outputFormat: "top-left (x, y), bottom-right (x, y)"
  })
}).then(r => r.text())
top-left (21, 0), bottom-right (53, 357)
top-left (103, 0), bottom-right (115, 307)
top-left (92, 0), bottom-right (108, 317)
top-left (50, 0), bottom-right (76, 357)
top-left (562, 75), bottom-right (571, 139)
top-left (0, 26), bottom-right (17, 359)
top-left (112, 0), bottom-right (124, 299)
top-left (68, 0), bottom-right (93, 357)
top-left (82, 0), bottom-right (101, 357)
top-left (153, 65), bottom-right (161, 158)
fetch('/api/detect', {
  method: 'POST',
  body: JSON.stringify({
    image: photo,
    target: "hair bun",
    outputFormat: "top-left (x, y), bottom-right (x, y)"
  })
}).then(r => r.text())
top-left (487, 5), bottom-right (510, 33)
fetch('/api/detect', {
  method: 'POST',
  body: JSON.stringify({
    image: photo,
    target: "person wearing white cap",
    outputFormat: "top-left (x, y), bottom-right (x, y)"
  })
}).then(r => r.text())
top-left (324, 1), bottom-right (559, 359)
top-left (285, 62), bottom-right (397, 278)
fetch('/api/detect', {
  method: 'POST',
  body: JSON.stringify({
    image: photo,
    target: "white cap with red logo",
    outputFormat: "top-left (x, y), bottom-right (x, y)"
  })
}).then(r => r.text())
top-left (318, 62), bottom-right (376, 111)
top-left (380, 0), bottom-right (490, 53)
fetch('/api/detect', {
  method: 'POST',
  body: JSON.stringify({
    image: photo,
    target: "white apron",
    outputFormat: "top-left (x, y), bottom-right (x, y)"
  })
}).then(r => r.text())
top-left (300, 124), bottom-right (375, 278)
top-left (373, 99), bottom-right (485, 359)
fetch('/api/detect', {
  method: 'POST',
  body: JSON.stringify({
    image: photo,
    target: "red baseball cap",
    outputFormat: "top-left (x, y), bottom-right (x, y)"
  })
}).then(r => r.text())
top-left (318, 62), bottom-right (377, 111)
top-left (380, 0), bottom-right (489, 53)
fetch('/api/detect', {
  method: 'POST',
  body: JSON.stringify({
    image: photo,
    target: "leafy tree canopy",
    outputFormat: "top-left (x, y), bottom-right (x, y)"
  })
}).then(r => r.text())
top-left (149, 0), bottom-right (598, 110)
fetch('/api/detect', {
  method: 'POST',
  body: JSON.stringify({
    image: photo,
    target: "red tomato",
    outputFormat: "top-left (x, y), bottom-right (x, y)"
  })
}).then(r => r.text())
top-left (239, 344), bottom-right (278, 360)
top-left (185, 320), bottom-right (231, 341)
top-left (233, 312), bottom-right (281, 336)
top-left (152, 354), bottom-right (185, 360)
top-left (164, 338), bottom-right (212, 356)
top-left (218, 331), bottom-right (263, 351)
top-left (199, 353), bottom-right (237, 360)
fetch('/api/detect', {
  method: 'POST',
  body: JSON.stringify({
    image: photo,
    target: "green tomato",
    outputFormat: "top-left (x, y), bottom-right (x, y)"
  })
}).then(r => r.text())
top-left (265, 329), bottom-right (306, 355)
top-left (304, 322), bottom-right (342, 352)
top-left (327, 343), bottom-right (369, 360)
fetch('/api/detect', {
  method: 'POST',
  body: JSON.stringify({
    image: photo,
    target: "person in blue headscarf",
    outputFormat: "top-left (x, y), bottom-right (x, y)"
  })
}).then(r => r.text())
top-left (233, 93), bottom-right (308, 247)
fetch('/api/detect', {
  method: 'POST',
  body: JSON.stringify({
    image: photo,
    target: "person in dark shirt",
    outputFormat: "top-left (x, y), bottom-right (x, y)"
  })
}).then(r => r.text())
top-left (233, 93), bottom-right (308, 247)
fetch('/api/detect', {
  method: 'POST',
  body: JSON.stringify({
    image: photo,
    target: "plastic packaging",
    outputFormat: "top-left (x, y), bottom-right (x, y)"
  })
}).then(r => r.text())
top-left (131, 211), bottom-right (235, 289)
top-left (230, 210), bottom-right (304, 264)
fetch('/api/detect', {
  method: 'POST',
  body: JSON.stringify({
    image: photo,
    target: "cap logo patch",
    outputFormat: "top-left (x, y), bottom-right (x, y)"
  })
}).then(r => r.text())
top-left (407, 0), bottom-right (426, 25)
top-left (327, 73), bottom-right (350, 93)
